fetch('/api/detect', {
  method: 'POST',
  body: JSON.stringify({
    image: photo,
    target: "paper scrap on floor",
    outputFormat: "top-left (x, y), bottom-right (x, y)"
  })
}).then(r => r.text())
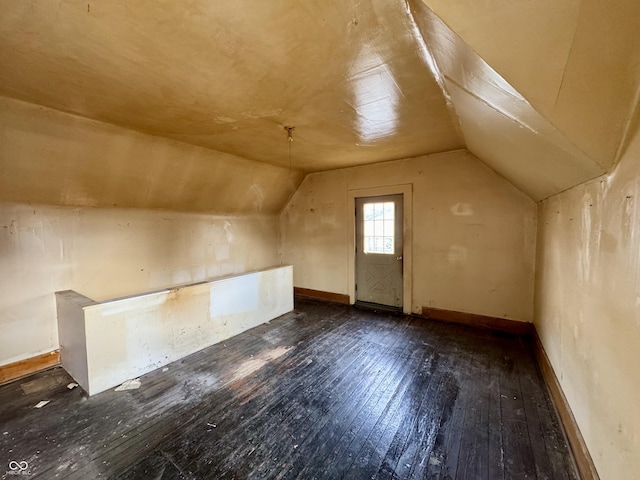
top-left (115, 378), bottom-right (141, 391)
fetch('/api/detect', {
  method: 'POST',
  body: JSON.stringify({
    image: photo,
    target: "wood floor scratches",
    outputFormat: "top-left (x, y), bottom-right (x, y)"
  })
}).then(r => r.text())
top-left (0, 298), bottom-right (579, 479)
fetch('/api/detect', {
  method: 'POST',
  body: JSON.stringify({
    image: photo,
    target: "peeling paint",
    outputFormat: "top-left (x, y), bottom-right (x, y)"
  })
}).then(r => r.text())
top-left (447, 245), bottom-right (467, 265)
top-left (281, 151), bottom-right (536, 321)
top-left (0, 203), bottom-right (283, 367)
top-left (536, 125), bottom-right (640, 479)
top-left (450, 203), bottom-right (473, 216)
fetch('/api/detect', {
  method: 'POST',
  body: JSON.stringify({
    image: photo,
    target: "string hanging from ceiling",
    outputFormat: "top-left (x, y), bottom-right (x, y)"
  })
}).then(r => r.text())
top-left (285, 126), bottom-right (295, 173)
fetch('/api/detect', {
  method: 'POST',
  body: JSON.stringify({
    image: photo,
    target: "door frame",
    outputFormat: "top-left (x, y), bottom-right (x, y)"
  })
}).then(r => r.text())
top-left (348, 184), bottom-right (413, 314)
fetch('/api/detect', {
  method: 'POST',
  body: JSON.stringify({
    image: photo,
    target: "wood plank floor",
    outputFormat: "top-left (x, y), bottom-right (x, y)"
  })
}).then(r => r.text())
top-left (0, 298), bottom-right (579, 479)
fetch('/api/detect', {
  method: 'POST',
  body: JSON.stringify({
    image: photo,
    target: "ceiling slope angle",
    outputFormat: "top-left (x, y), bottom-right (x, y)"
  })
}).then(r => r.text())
top-left (0, 0), bottom-right (463, 173)
top-left (418, 0), bottom-right (640, 172)
top-left (409, 0), bottom-right (610, 201)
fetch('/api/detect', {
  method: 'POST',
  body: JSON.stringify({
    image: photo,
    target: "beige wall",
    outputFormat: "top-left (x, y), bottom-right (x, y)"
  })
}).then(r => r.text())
top-left (0, 96), bottom-right (303, 214)
top-left (0, 95), bottom-right (296, 368)
top-left (280, 150), bottom-right (537, 321)
top-left (0, 203), bottom-right (280, 366)
top-left (535, 127), bottom-right (640, 479)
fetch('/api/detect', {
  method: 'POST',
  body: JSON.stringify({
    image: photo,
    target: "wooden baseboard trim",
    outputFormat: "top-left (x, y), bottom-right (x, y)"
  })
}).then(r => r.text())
top-left (294, 287), bottom-right (350, 305)
top-left (420, 306), bottom-right (534, 335)
top-left (0, 350), bottom-right (61, 386)
top-left (533, 330), bottom-right (600, 480)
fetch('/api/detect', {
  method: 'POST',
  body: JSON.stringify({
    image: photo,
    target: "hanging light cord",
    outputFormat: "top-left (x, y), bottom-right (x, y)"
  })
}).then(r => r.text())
top-left (285, 126), bottom-right (295, 173)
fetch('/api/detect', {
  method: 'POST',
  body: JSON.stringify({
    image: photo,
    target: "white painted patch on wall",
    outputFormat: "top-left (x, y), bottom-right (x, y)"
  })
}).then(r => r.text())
top-left (320, 202), bottom-right (338, 226)
top-left (58, 239), bottom-right (65, 261)
top-left (209, 274), bottom-right (259, 317)
top-left (578, 192), bottom-right (593, 285)
top-left (206, 262), bottom-right (226, 279)
top-left (447, 245), bottom-right (468, 264)
top-left (191, 265), bottom-right (206, 283)
top-left (450, 203), bottom-right (474, 216)
top-left (215, 244), bottom-right (230, 261)
top-left (224, 220), bottom-right (235, 243)
top-left (172, 269), bottom-right (194, 286)
top-left (250, 184), bottom-right (265, 212)
top-left (149, 270), bottom-right (173, 289)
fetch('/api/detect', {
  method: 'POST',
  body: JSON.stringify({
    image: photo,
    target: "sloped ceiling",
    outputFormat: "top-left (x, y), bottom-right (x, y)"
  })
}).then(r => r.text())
top-left (421, 0), bottom-right (640, 168)
top-left (1, 0), bottom-right (639, 205)
top-left (412, 0), bottom-right (640, 200)
top-left (0, 0), bottom-right (462, 174)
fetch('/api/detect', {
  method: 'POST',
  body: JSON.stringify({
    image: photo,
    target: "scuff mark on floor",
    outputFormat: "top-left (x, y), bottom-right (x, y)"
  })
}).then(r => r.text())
top-left (230, 346), bottom-right (292, 382)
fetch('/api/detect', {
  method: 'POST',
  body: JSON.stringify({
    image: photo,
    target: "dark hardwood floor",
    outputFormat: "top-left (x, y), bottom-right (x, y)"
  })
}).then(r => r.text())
top-left (0, 298), bottom-right (578, 479)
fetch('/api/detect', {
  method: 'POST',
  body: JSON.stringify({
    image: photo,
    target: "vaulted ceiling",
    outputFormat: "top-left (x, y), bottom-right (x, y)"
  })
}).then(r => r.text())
top-left (1, 0), bottom-right (639, 202)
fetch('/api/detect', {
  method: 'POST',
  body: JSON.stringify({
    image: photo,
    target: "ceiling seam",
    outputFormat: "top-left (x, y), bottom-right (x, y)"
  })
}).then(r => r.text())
top-left (552, 0), bottom-right (583, 111)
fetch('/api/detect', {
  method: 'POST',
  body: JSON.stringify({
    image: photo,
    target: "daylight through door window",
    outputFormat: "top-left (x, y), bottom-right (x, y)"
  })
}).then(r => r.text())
top-left (363, 202), bottom-right (394, 254)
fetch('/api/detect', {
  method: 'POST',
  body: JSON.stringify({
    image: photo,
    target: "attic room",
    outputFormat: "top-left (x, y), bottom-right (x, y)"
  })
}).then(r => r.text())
top-left (0, 0), bottom-right (638, 478)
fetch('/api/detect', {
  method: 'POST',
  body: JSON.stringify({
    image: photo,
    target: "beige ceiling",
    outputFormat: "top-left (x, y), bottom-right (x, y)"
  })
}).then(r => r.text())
top-left (0, 0), bottom-right (462, 173)
top-left (421, 0), bottom-right (640, 168)
top-left (1, 0), bottom-right (639, 204)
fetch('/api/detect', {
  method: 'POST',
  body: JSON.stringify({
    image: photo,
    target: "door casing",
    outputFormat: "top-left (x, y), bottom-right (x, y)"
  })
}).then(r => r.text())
top-left (347, 184), bottom-right (413, 314)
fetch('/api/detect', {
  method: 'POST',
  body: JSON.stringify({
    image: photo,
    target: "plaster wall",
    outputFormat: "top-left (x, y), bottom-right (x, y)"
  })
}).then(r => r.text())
top-left (57, 266), bottom-right (293, 395)
top-left (280, 150), bottom-right (537, 321)
top-left (0, 96), bottom-right (303, 214)
top-left (0, 203), bottom-right (280, 366)
top-left (535, 126), bottom-right (640, 479)
top-left (0, 95), bottom-right (292, 368)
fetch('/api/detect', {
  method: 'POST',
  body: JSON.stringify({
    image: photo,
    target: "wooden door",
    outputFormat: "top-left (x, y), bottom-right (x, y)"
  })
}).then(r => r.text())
top-left (355, 195), bottom-right (403, 309)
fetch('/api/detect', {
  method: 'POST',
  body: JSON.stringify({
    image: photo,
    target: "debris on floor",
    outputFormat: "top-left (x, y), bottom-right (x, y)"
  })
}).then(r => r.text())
top-left (34, 400), bottom-right (50, 409)
top-left (114, 378), bottom-right (141, 391)
top-left (67, 383), bottom-right (79, 390)
top-left (207, 423), bottom-right (217, 429)
top-left (21, 375), bottom-right (65, 395)
top-left (162, 367), bottom-right (169, 372)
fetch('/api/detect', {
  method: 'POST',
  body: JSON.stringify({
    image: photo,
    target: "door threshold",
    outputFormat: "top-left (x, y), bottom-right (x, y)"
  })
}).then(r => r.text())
top-left (354, 301), bottom-right (402, 313)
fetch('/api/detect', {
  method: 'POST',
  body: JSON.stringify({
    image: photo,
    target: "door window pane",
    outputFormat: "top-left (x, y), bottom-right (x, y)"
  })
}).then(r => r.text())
top-left (383, 202), bottom-right (394, 219)
top-left (363, 203), bottom-right (374, 220)
top-left (363, 201), bottom-right (395, 254)
top-left (374, 220), bottom-right (384, 237)
top-left (383, 220), bottom-right (394, 236)
top-left (364, 221), bottom-right (374, 237)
